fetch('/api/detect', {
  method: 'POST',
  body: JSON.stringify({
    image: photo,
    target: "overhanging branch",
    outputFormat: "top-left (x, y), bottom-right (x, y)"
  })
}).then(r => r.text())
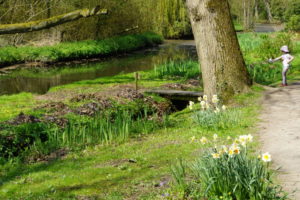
top-left (0, 6), bottom-right (108, 35)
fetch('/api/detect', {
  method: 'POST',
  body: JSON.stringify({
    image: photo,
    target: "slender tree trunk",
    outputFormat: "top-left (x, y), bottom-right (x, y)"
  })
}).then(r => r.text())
top-left (186, 0), bottom-right (251, 102)
top-left (255, 0), bottom-right (259, 20)
top-left (263, 0), bottom-right (273, 22)
top-left (243, 0), bottom-right (254, 30)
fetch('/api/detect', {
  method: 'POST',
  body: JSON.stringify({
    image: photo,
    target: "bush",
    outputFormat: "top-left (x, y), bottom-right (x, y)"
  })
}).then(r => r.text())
top-left (257, 33), bottom-right (293, 59)
top-left (286, 15), bottom-right (300, 31)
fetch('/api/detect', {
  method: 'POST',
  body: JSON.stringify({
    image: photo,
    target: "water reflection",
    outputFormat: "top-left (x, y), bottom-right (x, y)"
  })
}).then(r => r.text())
top-left (0, 41), bottom-right (197, 95)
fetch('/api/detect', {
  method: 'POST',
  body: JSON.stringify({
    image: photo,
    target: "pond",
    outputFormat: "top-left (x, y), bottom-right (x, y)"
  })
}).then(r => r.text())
top-left (0, 40), bottom-right (198, 95)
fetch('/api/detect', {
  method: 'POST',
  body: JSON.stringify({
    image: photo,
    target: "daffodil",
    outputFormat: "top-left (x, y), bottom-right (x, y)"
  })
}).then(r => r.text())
top-left (212, 95), bottom-right (219, 104)
top-left (222, 105), bottom-right (227, 111)
top-left (200, 137), bottom-right (208, 144)
top-left (205, 103), bottom-right (210, 109)
top-left (228, 149), bottom-right (234, 157)
top-left (213, 134), bottom-right (218, 141)
top-left (262, 152), bottom-right (271, 162)
top-left (198, 97), bottom-right (202, 101)
top-left (200, 101), bottom-right (206, 109)
top-left (214, 107), bottom-right (220, 113)
top-left (191, 136), bottom-right (196, 142)
top-left (227, 136), bottom-right (231, 140)
top-left (203, 95), bottom-right (208, 101)
top-left (188, 101), bottom-right (194, 110)
top-left (211, 153), bottom-right (220, 159)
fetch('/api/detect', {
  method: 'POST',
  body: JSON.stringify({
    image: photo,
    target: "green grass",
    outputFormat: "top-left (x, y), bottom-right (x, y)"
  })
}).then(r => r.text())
top-left (0, 89), bottom-right (261, 199)
top-left (0, 32), bottom-right (163, 67)
top-left (0, 93), bottom-right (38, 122)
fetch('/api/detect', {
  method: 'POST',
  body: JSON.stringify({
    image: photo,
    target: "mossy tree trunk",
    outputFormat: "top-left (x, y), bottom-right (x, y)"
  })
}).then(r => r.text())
top-left (186, 0), bottom-right (252, 102)
top-left (0, 6), bottom-right (107, 35)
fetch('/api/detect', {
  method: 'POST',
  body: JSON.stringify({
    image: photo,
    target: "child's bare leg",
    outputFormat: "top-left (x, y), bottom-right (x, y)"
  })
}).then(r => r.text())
top-left (282, 66), bottom-right (289, 85)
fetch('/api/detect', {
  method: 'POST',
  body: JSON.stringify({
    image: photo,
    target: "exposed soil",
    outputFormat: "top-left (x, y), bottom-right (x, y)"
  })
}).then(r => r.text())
top-left (259, 82), bottom-right (300, 199)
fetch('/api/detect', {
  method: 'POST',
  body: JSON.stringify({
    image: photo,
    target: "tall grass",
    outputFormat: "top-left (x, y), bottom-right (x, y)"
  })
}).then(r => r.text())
top-left (48, 109), bottom-right (169, 147)
top-left (0, 32), bottom-right (163, 67)
top-left (154, 60), bottom-right (200, 79)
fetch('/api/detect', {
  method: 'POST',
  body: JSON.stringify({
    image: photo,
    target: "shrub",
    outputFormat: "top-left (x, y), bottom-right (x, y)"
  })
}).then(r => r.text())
top-left (286, 15), bottom-right (300, 31)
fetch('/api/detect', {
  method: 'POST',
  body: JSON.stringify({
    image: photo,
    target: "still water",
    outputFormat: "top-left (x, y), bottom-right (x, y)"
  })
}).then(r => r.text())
top-left (0, 41), bottom-right (197, 95)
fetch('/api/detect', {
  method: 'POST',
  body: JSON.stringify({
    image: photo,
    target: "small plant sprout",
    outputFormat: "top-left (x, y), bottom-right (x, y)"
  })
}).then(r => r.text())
top-left (200, 137), bottom-right (208, 144)
top-left (262, 152), bottom-right (272, 162)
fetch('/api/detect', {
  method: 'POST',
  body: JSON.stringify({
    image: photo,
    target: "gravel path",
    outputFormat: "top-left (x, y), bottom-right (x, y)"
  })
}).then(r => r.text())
top-left (260, 83), bottom-right (300, 199)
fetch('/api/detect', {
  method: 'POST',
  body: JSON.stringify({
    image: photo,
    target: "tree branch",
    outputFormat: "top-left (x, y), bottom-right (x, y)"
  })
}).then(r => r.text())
top-left (0, 6), bottom-right (108, 35)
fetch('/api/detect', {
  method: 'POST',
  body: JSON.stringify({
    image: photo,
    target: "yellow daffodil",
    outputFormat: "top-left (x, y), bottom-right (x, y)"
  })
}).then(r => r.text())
top-left (203, 95), bottom-right (208, 101)
top-left (198, 97), bottom-right (202, 101)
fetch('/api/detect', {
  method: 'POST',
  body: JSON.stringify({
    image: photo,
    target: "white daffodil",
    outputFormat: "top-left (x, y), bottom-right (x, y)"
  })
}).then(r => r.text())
top-left (262, 152), bottom-right (272, 162)
top-left (212, 95), bottom-right (219, 104)
top-left (200, 101), bottom-right (206, 109)
top-left (211, 153), bottom-right (220, 159)
top-left (213, 134), bottom-right (218, 141)
top-left (203, 95), bottom-right (208, 101)
top-left (198, 97), bottom-right (202, 102)
top-left (206, 103), bottom-right (210, 109)
top-left (214, 107), bottom-right (220, 113)
top-left (188, 101), bottom-right (194, 110)
top-left (222, 105), bottom-right (227, 111)
top-left (200, 137), bottom-right (208, 144)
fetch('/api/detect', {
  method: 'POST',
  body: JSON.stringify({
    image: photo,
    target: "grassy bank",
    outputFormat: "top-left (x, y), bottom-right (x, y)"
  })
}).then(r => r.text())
top-left (0, 88), bottom-right (261, 199)
top-left (0, 32), bottom-right (163, 67)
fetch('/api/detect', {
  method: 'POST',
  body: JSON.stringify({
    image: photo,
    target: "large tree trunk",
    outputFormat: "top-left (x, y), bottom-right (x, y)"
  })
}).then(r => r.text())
top-left (186, 0), bottom-right (251, 101)
top-left (263, 0), bottom-right (273, 22)
top-left (0, 6), bottom-right (107, 35)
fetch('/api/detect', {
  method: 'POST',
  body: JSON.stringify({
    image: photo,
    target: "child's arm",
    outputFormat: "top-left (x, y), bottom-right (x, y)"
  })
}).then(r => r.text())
top-left (270, 56), bottom-right (282, 63)
top-left (287, 55), bottom-right (294, 64)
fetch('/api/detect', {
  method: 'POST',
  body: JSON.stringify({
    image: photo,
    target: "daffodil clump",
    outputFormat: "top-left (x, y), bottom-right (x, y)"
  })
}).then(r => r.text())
top-left (173, 134), bottom-right (287, 200)
top-left (188, 94), bottom-right (226, 113)
top-left (191, 95), bottom-right (242, 130)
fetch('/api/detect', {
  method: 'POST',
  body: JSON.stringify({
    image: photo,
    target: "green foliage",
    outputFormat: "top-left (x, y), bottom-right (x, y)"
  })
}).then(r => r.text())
top-left (0, 32), bottom-right (163, 66)
top-left (48, 109), bottom-right (169, 147)
top-left (247, 63), bottom-right (282, 85)
top-left (0, 123), bottom-right (49, 159)
top-left (286, 15), bottom-right (300, 31)
top-left (193, 109), bottom-right (244, 130)
top-left (154, 60), bottom-right (200, 79)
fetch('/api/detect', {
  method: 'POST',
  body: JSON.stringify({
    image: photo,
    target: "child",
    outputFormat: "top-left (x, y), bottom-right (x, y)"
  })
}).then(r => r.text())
top-left (269, 45), bottom-right (294, 86)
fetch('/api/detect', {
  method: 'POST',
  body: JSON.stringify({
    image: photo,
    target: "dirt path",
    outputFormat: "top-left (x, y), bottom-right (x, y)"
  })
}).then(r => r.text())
top-left (260, 83), bottom-right (300, 199)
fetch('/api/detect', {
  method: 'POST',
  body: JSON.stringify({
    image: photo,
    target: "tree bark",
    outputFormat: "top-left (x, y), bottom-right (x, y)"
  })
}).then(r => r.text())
top-left (263, 0), bottom-right (273, 22)
top-left (254, 0), bottom-right (259, 20)
top-left (186, 0), bottom-right (251, 101)
top-left (0, 6), bottom-right (107, 35)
